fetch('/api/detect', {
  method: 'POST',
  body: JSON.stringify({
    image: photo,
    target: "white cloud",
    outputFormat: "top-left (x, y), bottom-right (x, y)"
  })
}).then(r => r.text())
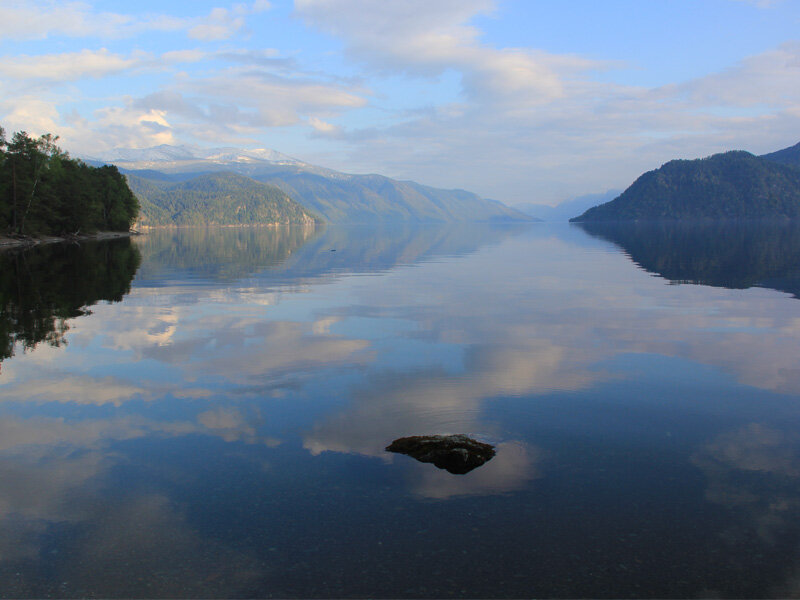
top-left (670, 42), bottom-right (800, 108)
top-left (0, 46), bottom-right (370, 152)
top-left (294, 0), bottom-right (595, 105)
top-left (187, 1), bottom-right (273, 40)
top-left (87, 104), bottom-right (178, 149)
top-left (161, 49), bottom-right (208, 64)
top-left (308, 115), bottom-right (343, 137)
top-left (0, 49), bottom-right (143, 82)
top-left (0, 0), bottom-right (270, 41)
top-left (0, 48), bottom-right (208, 90)
top-left (187, 67), bottom-right (368, 125)
top-left (0, 1), bottom-right (183, 40)
top-left (0, 96), bottom-right (63, 138)
top-left (189, 7), bottom-right (246, 41)
top-left (82, 65), bottom-right (372, 148)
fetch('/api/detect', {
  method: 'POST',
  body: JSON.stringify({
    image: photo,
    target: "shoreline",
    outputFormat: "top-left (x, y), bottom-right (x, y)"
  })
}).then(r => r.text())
top-left (0, 230), bottom-right (137, 250)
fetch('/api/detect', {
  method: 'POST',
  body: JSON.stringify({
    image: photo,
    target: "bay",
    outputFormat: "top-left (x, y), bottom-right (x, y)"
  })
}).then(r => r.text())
top-left (2, 222), bottom-right (800, 597)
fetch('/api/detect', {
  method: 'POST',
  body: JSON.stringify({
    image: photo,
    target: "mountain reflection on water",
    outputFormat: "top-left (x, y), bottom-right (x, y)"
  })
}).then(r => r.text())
top-left (134, 222), bottom-right (527, 284)
top-left (578, 220), bottom-right (800, 297)
top-left (133, 224), bottom-right (320, 283)
top-left (3, 223), bottom-right (800, 597)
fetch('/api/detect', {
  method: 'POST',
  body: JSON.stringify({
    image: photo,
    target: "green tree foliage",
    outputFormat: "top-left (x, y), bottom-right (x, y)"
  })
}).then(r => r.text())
top-left (0, 127), bottom-right (139, 235)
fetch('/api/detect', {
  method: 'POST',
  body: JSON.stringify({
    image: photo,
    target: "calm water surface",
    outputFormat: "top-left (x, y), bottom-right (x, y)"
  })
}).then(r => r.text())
top-left (2, 222), bottom-right (800, 598)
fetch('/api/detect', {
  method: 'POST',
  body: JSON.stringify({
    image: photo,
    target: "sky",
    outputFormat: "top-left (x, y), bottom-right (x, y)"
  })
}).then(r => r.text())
top-left (0, 0), bottom-right (799, 207)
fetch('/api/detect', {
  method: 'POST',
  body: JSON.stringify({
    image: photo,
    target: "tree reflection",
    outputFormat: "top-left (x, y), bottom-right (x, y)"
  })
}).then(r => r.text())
top-left (0, 239), bottom-right (141, 360)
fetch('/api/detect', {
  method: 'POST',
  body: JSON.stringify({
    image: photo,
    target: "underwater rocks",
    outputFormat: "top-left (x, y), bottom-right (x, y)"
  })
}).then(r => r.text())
top-left (385, 434), bottom-right (496, 474)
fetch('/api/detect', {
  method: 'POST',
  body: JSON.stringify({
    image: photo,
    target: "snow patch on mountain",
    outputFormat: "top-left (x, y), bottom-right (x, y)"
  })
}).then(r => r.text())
top-left (99, 144), bottom-right (304, 166)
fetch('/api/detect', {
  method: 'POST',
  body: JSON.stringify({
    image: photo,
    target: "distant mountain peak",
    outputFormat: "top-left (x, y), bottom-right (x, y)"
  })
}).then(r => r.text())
top-left (98, 143), bottom-right (304, 167)
top-left (107, 144), bottom-right (197, 162)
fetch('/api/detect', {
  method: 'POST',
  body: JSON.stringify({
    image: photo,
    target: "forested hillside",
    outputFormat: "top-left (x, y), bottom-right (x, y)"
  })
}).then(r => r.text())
top-left (0, 127), bottom-right (139, 236)
top-left (571, 149), bottom-right (800, 221)
top-left (761, 141), bottom-right (800, 169)
top-left (256, 171), bottom-right (532, 223)
top-left (127, 172), bottom-right (320, 227)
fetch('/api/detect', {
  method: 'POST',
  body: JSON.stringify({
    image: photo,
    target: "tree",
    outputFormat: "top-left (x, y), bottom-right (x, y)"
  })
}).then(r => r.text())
top-left (3, 131), bottom-right (64, 234)
top-left (0, 126), bottom-right (139, 236)
top-left (0, 127), bottom-right (7, 231)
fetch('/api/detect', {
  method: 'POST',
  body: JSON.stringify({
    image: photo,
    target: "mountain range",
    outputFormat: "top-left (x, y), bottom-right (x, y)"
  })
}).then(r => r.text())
top-left (571, 141), bottom-right (800, 222)
top-left (87, 145), bottom-right (532, 225)
top-left (514, 190), bottom-right (620, 221)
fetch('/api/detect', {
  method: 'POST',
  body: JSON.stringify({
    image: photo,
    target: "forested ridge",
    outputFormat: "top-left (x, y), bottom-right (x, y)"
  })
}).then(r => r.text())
top-left (0, 127), bottom-right (139, 236)
top-left (127, 171), bottom-right (319, 227)
top-left (571, 145), bottom-right (800, 222)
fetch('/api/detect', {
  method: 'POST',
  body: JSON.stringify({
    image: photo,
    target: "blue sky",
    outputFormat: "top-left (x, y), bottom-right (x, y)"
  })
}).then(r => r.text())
top-left (1, 0), bottom-right (798, 206)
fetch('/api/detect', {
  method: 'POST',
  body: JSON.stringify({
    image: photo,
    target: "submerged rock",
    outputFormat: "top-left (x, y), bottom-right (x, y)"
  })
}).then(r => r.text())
top-left (385, 434), bottom-right (496, 475)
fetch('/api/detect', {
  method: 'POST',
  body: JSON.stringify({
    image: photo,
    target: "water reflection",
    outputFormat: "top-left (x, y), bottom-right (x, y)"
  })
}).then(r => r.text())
top-left (134, 224), bottom-right (320, 283)
top-left (403, 441), bottom-right (539, 499)
top-left (134, 222), bottom-right (529, 284)
top-left (0, 239), bottom-right (141, 361)
top-left (3, 224), bottom-right (800, 596)
top-left (577, 220), bottom-right (800, 297)
top-left (0, 434), bottom-right (265, 597)
top-left (692, 423), bottom-right (800, 596)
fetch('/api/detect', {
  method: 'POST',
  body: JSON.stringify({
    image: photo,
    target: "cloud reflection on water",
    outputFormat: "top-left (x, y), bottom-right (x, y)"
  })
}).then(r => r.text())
top-left (405, 441), bottom-right (540, 499)
top-left (0, 410), bottom-right (281, 595)
top-left (3, 224), bottom-right (800, 594)
top-left (692, 422), bottom-right (800, 596)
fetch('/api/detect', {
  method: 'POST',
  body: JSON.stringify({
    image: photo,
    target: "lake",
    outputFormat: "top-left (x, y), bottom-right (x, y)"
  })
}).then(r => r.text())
top-left (2, 221), bottom-right (800, 597)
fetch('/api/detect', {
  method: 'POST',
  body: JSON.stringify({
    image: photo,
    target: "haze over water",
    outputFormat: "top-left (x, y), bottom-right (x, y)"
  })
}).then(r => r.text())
top-left (2, 222), bottom-right (800, 597)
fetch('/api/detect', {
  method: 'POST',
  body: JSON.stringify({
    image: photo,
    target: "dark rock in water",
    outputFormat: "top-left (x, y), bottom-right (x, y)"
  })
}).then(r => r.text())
top-left (385, 434), bottom-right (496, 474)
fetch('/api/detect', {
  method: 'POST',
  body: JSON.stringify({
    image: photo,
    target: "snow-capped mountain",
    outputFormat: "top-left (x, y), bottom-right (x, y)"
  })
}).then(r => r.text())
top-left (200, 147), bottom-right (303, 165)
top-left (96, 144), bottom-right (304, 167)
